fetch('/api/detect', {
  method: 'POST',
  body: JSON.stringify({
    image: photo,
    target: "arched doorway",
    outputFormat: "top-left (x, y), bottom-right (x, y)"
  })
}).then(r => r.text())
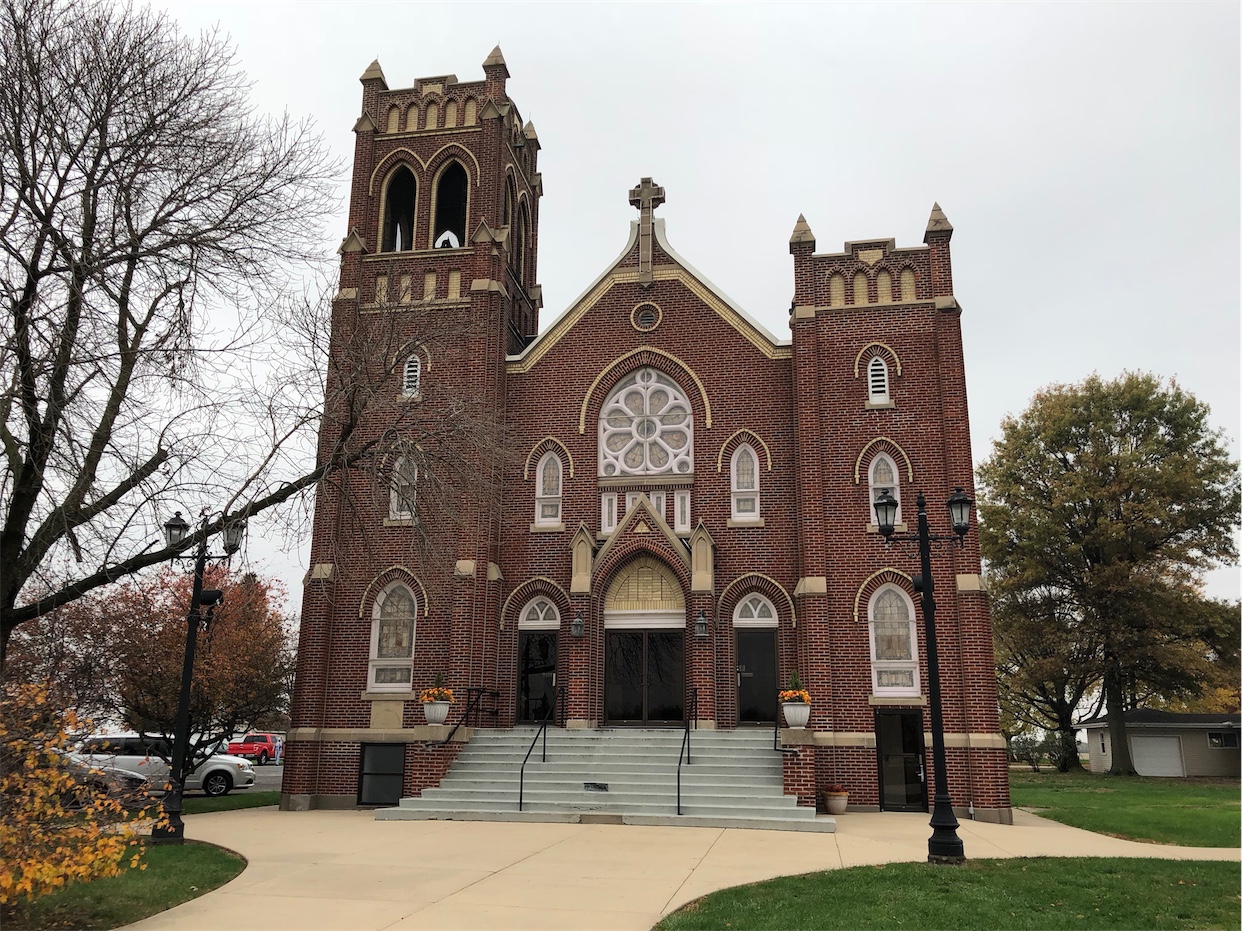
top-left (603, 556), bottom-right (686, 725)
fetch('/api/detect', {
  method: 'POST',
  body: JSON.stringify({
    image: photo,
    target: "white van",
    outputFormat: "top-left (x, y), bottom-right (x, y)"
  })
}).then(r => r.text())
top-left (79, 733), bottom-right (255, 797)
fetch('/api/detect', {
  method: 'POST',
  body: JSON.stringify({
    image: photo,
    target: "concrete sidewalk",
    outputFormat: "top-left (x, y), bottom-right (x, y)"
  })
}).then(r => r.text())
top-left (128, 809), bottom-right (1240, 931)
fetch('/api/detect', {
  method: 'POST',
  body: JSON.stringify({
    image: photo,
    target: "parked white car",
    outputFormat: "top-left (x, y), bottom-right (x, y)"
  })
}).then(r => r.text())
top-left (79, 733), bottom-right (255, 797)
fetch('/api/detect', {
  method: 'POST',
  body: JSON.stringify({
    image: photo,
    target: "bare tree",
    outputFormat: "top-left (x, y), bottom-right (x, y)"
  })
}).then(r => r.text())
top-left (0, 0), bottom-right (505, 663)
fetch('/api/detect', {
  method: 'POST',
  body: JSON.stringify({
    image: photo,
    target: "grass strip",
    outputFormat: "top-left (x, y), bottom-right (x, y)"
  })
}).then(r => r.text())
top-left (656, 858), bottom-right (1240, 931)
top-left (1010, 771), bottom-right (1240, 848)
top-left (183, 789), bottom-right (280, 814)
top-left (3, 840), bottom-right (245, 931)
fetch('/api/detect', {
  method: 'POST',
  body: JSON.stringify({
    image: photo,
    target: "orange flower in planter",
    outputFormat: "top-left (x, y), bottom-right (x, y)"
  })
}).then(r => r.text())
top-left (419, 686), bottom-right (453, 703)
top-left (779, 671), bottom-right (810, 704)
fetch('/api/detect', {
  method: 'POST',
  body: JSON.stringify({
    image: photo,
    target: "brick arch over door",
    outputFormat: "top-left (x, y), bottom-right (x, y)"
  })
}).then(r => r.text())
top-left (718, 572), bottom-right (796, 628)
top-left (500, 576), bottom-right (571, 630)
top-left (593, 537), bottom-right (693, 598)
top-left (604, 554), bottom-right (686, 613)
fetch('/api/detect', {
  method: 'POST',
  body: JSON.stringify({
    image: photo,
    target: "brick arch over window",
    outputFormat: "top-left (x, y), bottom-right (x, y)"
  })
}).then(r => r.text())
top-left (367, 144), bottom-right (482, 197)
top-left (852, 567), bottom-right (915, 624)
top-left (578, 347), bottom-right (712, 434)
top-left (853, 437), bottom-right (914, 484)
top-left (376, 162), bottom-right (418, 254)
top-left (715, 429), bottom-right (772, 474)
top-left (523, 437), bottom-right (575, 480)
top-left (358, 566), bottom-right (431, 619)
top-left (852, 342), bottom-right (903, 379)
top-left (500, 576), bottom-right (570, 630)
top-left (718, 572), bottom-right (796, 628)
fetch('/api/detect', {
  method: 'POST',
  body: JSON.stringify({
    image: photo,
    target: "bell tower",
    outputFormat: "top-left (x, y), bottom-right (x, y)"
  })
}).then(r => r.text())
top-left (340, 46), bottom-right (543, 354)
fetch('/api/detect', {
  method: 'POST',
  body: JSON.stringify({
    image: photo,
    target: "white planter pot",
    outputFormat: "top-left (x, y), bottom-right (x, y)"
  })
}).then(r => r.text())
top-left (782, 702), bottom-right (810, 728)
top-left (824, 792), bottom-right (849, 815)
top-left (422, 701), bottom-right (450, 725)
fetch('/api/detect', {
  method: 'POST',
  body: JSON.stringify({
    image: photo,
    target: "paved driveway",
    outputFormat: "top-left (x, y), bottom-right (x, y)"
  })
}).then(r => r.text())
top-left (127, 809), bottom-right (1240, 931)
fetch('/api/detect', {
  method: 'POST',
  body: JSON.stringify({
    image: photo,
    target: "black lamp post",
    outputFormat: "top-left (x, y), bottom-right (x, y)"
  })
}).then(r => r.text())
top-left (873, 487), bottom-right (972, 866)
top-left (151, 510), bottom-right (245, 845)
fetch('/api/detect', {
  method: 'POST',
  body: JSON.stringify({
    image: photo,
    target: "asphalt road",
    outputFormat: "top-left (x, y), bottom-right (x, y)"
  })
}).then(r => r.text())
top-left (252, 762), bottom-right (284, 792)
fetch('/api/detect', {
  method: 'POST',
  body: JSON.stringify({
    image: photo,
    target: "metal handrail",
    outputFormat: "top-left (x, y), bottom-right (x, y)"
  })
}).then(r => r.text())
top-left (518, 685), bottom-right (563, 811)
top-left (440, 687), bottom-right (499, 745)
top-left (676, 688), bottom-right (699, 815)
top-left (773, 699), bottom-right (797, 754)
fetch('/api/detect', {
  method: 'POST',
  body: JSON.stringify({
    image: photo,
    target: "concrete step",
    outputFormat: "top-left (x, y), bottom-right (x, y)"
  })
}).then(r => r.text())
top-left (418, 786), bottom-right (803, 809)
top-left (375, 807), bottom-right (836, 833)
top-left (440, 772), bottom-right (784, 789)
top-left (376, 726), bottom-right (813, 833)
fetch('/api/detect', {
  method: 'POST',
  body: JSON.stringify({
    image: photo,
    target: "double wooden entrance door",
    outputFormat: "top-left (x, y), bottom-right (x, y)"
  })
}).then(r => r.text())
top-left (604, 630), bottom-right (684, 724)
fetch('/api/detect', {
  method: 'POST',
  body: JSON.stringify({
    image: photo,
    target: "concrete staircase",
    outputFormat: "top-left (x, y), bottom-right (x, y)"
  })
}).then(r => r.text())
top-left (376, 727), bottom-right (834, 832)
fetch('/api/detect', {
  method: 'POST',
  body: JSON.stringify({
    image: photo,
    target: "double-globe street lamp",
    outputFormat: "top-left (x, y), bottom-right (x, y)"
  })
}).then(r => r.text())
top-left (150, 510), bottom-right (246, 845)
top-left (872, 486), bottom-right (972, 866)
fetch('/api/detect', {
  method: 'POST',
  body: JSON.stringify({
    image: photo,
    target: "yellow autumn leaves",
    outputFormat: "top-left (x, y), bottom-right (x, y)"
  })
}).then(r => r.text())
top-left (0, 683), bottom-right (160, 905)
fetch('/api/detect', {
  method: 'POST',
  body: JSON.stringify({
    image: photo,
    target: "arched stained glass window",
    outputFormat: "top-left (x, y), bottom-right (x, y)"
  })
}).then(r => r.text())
top-left (869, 585), bottom-right (918, 695)
top-left (535, 453), bottom-right (562, 525)
top-left (731, 444), bottom-right (760, 522)
top-left (869, 454), bottom-right (901, 527)
top-left (734, 594), bottom-right (777, 627)
top-left (598, 368), bottom-right (693, 477)
top-left (370, 582), bottom-right (416, 690)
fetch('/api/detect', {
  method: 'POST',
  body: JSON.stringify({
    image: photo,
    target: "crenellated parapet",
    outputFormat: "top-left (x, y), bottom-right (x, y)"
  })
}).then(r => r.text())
top-left (789, 204), bottom-right (957, 322)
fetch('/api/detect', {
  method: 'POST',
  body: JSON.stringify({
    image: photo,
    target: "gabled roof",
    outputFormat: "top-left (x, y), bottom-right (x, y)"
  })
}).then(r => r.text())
top-left (1079, 710), bottom-right (1241, 729)
top-left (592, 492), bottom-right (689, 572)
top-left (506, 219), bottom-right (791, 372)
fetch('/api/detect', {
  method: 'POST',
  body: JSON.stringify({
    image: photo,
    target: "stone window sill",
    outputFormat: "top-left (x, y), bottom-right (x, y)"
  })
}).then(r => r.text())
top-left (866, 523), bottom-right (908, 534)
top-left (727, 518), bottom-right (765, 528)
top-left (530, 522), bottom-right (565, 533)
top-left (384, 518), bottom-right (415, 527)
top-left (865, 399), bottom-right (896, 410)
top-left (868, 694), bottom-right (927, 706)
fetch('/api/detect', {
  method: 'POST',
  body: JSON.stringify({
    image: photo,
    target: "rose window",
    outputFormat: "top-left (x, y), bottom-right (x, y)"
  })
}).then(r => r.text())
top-left (598, 368), bottom-right (694, 477)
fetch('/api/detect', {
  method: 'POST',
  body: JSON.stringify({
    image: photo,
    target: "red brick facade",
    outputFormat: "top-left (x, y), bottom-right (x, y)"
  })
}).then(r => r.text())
top-left (282, 50), bottom-right (1011, 823)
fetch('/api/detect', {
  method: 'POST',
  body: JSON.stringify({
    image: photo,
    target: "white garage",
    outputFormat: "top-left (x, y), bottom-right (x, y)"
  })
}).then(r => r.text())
top-left (1130, 735), bottom-right (1184, 777)
top-left (1081, 710), bottom-right (1240, 777)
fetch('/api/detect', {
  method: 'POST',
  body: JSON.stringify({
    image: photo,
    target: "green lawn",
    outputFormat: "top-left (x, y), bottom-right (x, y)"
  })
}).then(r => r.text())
top-left (1010, 770), bottom-right (1241, 848)
top-left (655, 858), bottom-right (1240, 931)
top-left (2, 841), bottom-right (245, 931)
top-left (182, 789), bottom-right (280, 814)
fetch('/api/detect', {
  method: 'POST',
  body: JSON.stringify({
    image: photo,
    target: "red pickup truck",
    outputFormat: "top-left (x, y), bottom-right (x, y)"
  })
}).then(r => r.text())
top-left (226, 733), bottom-right (281, 765)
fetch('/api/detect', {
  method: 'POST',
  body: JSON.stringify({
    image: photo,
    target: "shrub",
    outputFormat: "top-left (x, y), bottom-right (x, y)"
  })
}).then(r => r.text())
top-left (0, 683), bottom-right (153, 909)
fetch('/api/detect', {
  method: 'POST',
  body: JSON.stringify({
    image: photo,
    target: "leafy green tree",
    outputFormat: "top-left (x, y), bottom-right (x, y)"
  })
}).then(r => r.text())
top-left (979, 373), bottom-right (1239, 775)
top-left (993, 584), bottom-right (1101, 771)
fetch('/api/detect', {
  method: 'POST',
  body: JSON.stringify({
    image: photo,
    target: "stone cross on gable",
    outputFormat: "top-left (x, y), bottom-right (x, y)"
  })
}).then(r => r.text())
top-left (628, 177), bottom-right (665, 288)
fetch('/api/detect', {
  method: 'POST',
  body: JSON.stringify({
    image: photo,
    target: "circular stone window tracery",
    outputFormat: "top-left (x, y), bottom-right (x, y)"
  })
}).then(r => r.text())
top-left (598, 367), bottom-right (693, 477)
top-left (631, 303), bottom-right (662, 332)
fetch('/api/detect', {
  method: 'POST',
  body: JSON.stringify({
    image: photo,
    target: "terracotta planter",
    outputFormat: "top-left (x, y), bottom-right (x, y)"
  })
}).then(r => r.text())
top-left (782, 702), bottom-right (810, 728)
top-left (823, 791), bottom-right (849, 815)
top-left (422, 700), bottom-right (450, 725)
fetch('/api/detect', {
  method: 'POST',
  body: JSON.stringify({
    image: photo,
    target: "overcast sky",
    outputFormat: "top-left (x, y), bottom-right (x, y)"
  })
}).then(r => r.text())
top-left (153, 0), bottom-right (1240, 602)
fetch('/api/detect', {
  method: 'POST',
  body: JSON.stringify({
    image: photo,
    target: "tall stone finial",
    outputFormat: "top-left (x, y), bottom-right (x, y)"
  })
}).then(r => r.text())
top-left (359, 59), bottom-right (387, 88)
top-left (789, 214), bottom-right (815, 247)
top-left (925, 202), bottom-right (953, 237)
top-left (628, 177), bottom-right (666, 288)
top-left (483, 45), bottom-right (509, 76)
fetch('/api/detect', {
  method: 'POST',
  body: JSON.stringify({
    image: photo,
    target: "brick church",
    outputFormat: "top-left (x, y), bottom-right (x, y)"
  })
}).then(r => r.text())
top-left (283, 47), bottom-right (1012, 824)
